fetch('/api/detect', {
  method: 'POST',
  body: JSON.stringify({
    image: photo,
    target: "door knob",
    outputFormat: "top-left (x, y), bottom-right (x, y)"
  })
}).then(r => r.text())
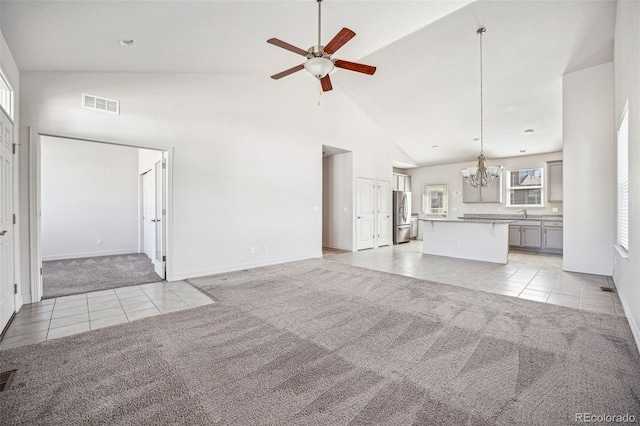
top-left (151, 219), bottom-right (161, 223)
top-left (357, 216), bottom-right (363, 219)
top-left (0, 230), bottom-right (6, 236)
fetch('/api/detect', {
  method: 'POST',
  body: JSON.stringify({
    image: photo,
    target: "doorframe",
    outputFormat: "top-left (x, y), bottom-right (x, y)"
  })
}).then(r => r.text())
top-left (28, 128), bottom-right (174, 303)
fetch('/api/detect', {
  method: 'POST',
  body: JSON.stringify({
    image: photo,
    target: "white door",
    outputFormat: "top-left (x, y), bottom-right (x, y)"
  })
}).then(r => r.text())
top-left (153, 159), bottom-right (165, 278)
top-left (356, 177), bottom-right (375, 250)
top-left (142, 170), bottom-right (156, 260)
top-left (0, 110), bottom-right (15, 331)
top-left (377, 179), bottom-right (391, 247)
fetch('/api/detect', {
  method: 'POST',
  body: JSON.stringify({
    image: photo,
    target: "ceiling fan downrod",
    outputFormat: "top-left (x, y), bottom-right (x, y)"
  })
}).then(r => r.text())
top-left (317, 0), bottom-right (322, 51)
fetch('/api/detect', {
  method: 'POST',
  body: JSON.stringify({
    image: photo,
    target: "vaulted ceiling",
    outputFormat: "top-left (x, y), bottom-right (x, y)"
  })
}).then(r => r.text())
top-left (0, 0), bottom-right (617, 166)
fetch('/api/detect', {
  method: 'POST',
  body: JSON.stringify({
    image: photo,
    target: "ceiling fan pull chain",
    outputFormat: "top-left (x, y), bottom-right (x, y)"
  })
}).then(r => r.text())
top-left (318, 78), bottom-right (322, 106)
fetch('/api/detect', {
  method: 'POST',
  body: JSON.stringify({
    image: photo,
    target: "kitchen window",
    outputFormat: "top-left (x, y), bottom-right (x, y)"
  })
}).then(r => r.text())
top-left (506, 167), bottom-right (544, 207)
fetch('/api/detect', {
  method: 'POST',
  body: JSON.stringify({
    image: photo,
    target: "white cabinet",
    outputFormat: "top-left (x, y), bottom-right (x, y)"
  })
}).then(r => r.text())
top-left (462, 175), bottom-right (502, 203)
top-left (547, 160), bottom-right (563, 202)
top-left (393, 173), bottom-right (411, 192)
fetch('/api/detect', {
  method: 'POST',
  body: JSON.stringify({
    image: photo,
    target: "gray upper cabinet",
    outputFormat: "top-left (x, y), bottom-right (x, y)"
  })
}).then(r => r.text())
top-left (547, 160), bottom-right (563, 202)
top-left (462, 175), bottom-right (502, 203)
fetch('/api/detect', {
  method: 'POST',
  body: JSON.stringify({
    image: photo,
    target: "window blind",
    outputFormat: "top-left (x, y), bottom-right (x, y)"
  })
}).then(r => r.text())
top-left (617, 109), bottom-right (629, 251)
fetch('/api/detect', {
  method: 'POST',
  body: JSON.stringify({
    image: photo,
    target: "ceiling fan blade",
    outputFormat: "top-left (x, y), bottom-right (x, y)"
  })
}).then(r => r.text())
top-left (334, 59), bottom-right (377, 75)
top-left (267, 38), bottom-right (309, 56)
top-left (320, 75), bottom-right (333, 92)
top-left (270, 64), bottom-right (305, 80)
top-left (323, 28), bottom-right (356, 55)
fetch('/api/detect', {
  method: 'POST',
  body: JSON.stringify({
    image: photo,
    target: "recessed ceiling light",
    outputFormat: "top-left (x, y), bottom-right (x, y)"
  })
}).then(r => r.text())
top-left (118, 39), bottom-right (137, 47)
top-left (524, 129), bottom-right (534, 134)
top-left (520, 149), bottom-right (527, 153)
top-left (432, 145), bottom-right (439, 149)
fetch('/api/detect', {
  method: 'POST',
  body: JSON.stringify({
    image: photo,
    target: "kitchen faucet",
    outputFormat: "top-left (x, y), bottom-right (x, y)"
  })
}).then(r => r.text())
top-left (516, 208), bottom-right (527, 218)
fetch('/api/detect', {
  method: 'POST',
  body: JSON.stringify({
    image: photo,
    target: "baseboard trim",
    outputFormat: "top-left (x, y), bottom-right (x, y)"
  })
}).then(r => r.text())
top-left (614, 281), bottom-right (640, 354)
top-left (21, 293), bottom-right (32, 305)
top-left (170, 252), bottom-right (323, 282)
top-left (43, 248), bottom-right (141, 261)
top-left (322, 244), bottom-right (352, 251)
top-left (15, 293), bottom-right (24, 312)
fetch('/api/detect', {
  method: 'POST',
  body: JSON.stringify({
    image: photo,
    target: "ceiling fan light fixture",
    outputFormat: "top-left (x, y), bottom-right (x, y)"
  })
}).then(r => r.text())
top-left (304, 57), bottom-right (334, 78)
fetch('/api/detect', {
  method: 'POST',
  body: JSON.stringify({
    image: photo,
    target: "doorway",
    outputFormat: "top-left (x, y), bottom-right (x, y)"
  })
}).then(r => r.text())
top-left (140, 154), bottom-right (166, 278)
top-left (322, 146), bottom-right (353, 254)
top-left (29, 131), bottom-right (172, 303)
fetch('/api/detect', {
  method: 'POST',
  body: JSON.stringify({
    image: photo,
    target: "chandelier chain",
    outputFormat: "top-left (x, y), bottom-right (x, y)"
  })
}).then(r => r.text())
top-left (479, 28), bottom-right (484, 156)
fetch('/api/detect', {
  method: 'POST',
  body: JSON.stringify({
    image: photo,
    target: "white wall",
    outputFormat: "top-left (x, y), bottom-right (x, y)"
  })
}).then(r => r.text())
top-left (613, 1), bottom-right (640, 348)
top-left (18, 72), bottom-right (404, 295)
top-left (407, 151), bottom-right (563, 218)
top-left (322, 152), bottom-right (353, 251)
top-left (40, 136), bottom-right (139, 260)
top-left (562, 62), bottom-right (614, 276)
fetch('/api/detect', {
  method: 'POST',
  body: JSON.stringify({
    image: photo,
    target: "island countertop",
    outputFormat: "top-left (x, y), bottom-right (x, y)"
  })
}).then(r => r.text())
top-left (419, 218), bottom-right (517, 224)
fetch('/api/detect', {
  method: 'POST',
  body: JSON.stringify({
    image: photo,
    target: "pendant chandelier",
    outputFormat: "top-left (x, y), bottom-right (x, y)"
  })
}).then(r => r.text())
top-left (461, 27), bottom-right (502, 188)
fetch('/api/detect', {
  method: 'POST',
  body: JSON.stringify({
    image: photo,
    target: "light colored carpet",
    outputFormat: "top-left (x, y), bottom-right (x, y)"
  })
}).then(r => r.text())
top-left (1, 258), bottom-right (638, 425)
top-left (42, 253), bottom-right (162, 299)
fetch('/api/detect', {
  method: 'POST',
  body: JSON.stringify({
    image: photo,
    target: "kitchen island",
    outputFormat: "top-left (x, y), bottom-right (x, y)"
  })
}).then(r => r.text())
top-left (420, 218), bottom-right (515, 264)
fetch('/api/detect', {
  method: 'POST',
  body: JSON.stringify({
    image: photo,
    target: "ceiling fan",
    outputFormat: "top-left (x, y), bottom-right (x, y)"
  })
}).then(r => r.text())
top-left (267, 0), bottom-right (376, 92)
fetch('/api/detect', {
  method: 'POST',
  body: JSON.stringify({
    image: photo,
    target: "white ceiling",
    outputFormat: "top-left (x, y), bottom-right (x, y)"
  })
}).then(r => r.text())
top-left (0, 0), bottom-right (616, 166)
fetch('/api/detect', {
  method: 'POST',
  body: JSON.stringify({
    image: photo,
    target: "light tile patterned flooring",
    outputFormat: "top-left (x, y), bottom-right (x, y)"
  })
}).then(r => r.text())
top-left (324, 240), bottom-right (624, 318)
top-left (1, 242), bottom-right (624, 350)
top-left (0, 281), bottom-right (214, 350)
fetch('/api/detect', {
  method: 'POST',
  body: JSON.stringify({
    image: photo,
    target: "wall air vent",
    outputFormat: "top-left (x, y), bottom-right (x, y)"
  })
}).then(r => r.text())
top-left (82, 93), bottom-right (120, 115)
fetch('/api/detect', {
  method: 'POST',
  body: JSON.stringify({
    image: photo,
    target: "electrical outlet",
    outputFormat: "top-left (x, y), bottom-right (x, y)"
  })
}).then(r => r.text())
top-left (97, 239), bottom-right (102, 245)
top-left (451, 207), bottom-right (457, 212)
top-left (250, 247), bottom-right (255, 254)
top-left (313, 206), bottom-right (319, 212)
top-left (343, 207), bottom-right (348, 212)
top-left (552, 207), bottom-right (559, 213)
top-left (264, 245), bottom-right (269, 253)
top-left (457, 241), bottom-right (462, 246)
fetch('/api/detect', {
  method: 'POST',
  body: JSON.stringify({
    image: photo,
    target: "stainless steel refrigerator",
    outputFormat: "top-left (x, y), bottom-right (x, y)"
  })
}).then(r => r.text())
top-left (393, 191), bottom-right (412, 244)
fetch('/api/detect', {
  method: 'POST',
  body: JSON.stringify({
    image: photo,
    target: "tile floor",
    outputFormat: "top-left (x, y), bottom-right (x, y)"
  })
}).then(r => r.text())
top-left (1, 242), bottom-right (624, 351)
top-left (324, 240), bottom-right (624, 317)
top-left (0, 280), bottom-right (214, 350)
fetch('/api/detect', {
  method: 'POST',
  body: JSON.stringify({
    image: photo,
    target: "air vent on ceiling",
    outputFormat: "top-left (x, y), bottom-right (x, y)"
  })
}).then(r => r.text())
top-left (82, 93), bottom-right (119, 115)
